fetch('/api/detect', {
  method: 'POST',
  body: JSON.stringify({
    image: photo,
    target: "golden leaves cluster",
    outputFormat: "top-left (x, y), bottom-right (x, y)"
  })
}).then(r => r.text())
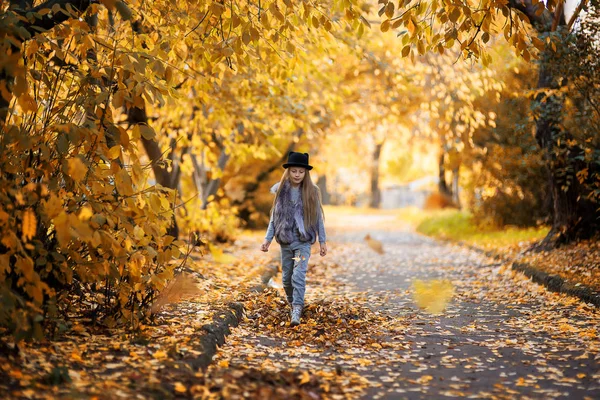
top-left (0, 2), bottom-right (195, 340)
top-left (375, 0), bottom-right (554, 64)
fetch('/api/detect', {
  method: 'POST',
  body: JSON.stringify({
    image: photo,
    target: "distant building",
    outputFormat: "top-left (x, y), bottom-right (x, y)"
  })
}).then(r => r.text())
top-left (380, 176), bottom-right (438, 209)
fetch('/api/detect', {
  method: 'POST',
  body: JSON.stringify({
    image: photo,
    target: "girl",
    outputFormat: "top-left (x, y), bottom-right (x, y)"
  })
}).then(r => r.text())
top-left (260, 151), bottom-right (327, 326)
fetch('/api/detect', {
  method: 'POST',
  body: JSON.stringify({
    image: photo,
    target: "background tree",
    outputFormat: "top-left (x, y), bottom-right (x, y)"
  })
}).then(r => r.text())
top-left (373, 0), bottom-right (595, 242)
top-left (464, 44), bottom-right (549, 227)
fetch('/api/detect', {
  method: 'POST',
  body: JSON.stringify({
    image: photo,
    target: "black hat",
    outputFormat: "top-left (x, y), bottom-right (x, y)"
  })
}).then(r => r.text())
top-left (283, 151), bottom-right (313, 170)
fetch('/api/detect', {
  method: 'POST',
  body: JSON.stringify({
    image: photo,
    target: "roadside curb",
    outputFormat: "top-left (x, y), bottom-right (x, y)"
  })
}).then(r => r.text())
top-left (454, 240), bottom-right (600, 309)
top-left (187, 263), bottom-right (280, 371)
top-left (187, 302), bottom-right (245, 371)
top-left (510, 261), bottom-right (600, 308)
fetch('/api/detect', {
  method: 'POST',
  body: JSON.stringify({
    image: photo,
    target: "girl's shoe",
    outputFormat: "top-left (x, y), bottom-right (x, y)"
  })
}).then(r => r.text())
top-left (290, 305), bottom-right (302, 326)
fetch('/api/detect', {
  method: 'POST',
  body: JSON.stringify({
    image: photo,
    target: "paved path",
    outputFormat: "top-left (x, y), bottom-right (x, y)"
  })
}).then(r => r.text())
top-left (213, 213), bottom-right (600, 399)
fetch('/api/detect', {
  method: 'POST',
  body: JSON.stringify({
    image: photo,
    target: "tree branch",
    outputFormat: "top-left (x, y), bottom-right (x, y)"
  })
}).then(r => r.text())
top-left (567, 0), bottom-right (589, 31)
top-left (551, 0), bottom-right (565, 31)
top-left (9, 0), bottom-right (34, 10)
top-left (507, 0), bottom-right (554, 32)
top-left (15, 0), bottom-right (96, 40)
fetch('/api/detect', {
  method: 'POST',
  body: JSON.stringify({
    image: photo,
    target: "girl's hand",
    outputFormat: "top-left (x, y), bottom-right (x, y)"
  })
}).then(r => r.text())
top-left (260, 240), bottom-right (271, 252)
top-left (319, 242), bottom-right (327, 257)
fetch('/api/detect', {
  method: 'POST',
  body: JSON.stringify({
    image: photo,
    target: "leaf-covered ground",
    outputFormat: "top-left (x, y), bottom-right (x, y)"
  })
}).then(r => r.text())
top-left (510, 239), bottom-right (600, 293)
top-left (0, 238), bottom-right (275, 399)
top-left (2, 211), bottom-right (599, 399)
top-left (402, 207), bottom-right (600, 294)
top-left (209, 214), bottom-right (600, 399)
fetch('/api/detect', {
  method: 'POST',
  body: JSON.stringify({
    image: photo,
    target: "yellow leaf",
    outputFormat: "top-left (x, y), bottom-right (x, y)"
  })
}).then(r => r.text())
top-left (21, 209), bottom-right (36, 241)
top-left (218, 359), bottom-right (229, 368)
top-left (112, 90), bottom-right (125, 108)
top-left (211, 3), bottom-right (226, 17)
top-left (128, 253), bottom-right (144, 282)
top-left (364, 234), bottom-right (384, 254)
top-left (174, 382), bottom-right (187, 393)
top-left (299, 371), bottom-right (310, 385)
top-left (14, 75), bottom-right (28, 96)
top-left (209, 244), bottom-right (238, 264)
top-left (286, 41), bottom-right (295, 53)
top-left (133, 124), bottom-right (155, 140)
top-left (385, 2), bottom-right (395, 18)
top-left (68, 158), bottom-right (87, 183)
top-left (412, 279), bottom-right (454, 314)
top-left (108, 145), bottom-right (121, 160)
top-left (449, 7), bottom-right (461, 23)
top-left (1, 233), bottom-right (17, 252)
top-left (0, 208), bottom-right (8, 226)
top-left (153, 350), bottom-right (167, 360)
top-left (43, 193), bottom-right (63, 219)
top-left (242, 30), bottom-right (251, 45)
top-left (531, 36), bottom-right (545, 51)
top-left (149, 193), bottom-right (163, 213)
top-left (381, 19), bottom-right (390, 33)
top-left (18, 93), bottom-right (37, 113)
top-left (78, 206), bottom-right (93, 221)
top-left (53, 212), bottom-right (71, 247)
top-left (28, 284), bottom-right (43, 305)
top-left (559, 323), bottom-right (576, 333)
top-left (312, 15), bottom-right (319, 28)
top-left (115, 169), bottom-right (134, 196)
top-left (407, 18), bottom-right (416, 36)
top-left (16, 256), bottom-right (35, 281)
top-left (159, 195), bottom-right (171, 211)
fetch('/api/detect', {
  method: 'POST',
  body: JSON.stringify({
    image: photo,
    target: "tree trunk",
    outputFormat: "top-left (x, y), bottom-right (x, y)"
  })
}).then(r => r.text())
top-left (438, 152), bottom-right (452, 198)
top-left (451, 168), bottom-right (460, 208)
top-left (369, 141), bottom-right (384, 208)
top-left (317, 175), bottom-right (330, 205)
top-left (533, 36), bottom-right (599, 244)
top-left (506, 0), bottom-right (598, 244)
top-left (201, 150), bottom-right (230, 209)
top-left (127, 105), bottom-right (180, 238)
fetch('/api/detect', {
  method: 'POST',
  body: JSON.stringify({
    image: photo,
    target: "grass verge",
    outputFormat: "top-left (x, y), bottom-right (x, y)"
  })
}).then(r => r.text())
top-left (411, 209), bottom-right (549, 251)
top-left (406, 208), bottom-right (600, 293)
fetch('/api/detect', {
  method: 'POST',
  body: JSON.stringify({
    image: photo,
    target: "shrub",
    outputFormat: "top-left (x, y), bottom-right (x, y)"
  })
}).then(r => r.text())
top-left (423, 192), bottom-right (457, 210)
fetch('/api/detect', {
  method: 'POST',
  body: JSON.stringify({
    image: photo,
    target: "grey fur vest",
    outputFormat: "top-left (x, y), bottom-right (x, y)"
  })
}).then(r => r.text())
top-left (271, 180), bottom-right (317, 245)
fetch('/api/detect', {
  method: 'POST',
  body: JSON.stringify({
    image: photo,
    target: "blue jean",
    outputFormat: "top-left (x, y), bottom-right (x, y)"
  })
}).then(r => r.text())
top-left (280, 241), bottom-right (312, 306)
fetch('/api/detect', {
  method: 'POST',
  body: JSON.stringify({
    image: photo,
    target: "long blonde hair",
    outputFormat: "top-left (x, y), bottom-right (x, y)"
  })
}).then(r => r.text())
top-left (272, 169), bottom-right (324, 228)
